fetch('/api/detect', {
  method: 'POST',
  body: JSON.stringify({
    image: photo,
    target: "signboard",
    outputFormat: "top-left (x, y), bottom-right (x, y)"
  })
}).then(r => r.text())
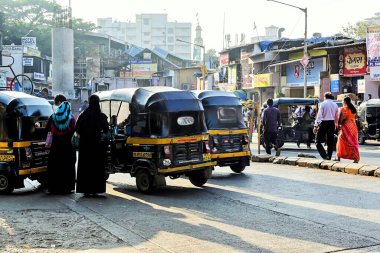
top-left (253, 73), bottom-right (271, 88)
top-left (366, 26), bottom-right (380, 67)
top-left (286, 57), bottom-right (325, 87)
top-left (242, 74), bottom-right (253, 89)
top-left (369, 66), bottom-right (380, 81)
top-left (143, 53), bottom-right (151, 60)
top-left (21, 37), bottom-right (37, 48)
top-left (124, 64), bottom-right (158, 79)
top-left (129, 59), bottom-right (152, 64)
top-left (23, 58), bottom-right (34, 66)
top-left (24, 47), bottom-right (41, 57)
top-left (330, 74), bottom-right (340, 92)
top-left (33, 72), bottom-right (45, 80)
top-left (1, 45), bottom-right (23, 53)
top-left (219, 53), bottom-right (229, 66)
top-left (343, 46), bottom-right (366, 76)
top-left (357, 79), bottom-right (366, 93)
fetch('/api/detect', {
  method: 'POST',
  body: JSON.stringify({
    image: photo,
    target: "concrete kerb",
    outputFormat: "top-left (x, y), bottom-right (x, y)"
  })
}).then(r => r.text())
top-left (344, 163), bottom-right (368, 175)
top-left (251, 154), bottom-right (273, 163)
top-left (331, 163), bottom-right (351, 172)
top-left (306, 159), bottom-right (324, 169)
top-left (284, 157), bottom-right (301, 166)
top-left (296, 158), bottom-right (316, 168)
top-left (359, 166), bottom-right (379, 176)
top-left (273, 156), bottom-right (288, 164)
top-left (319, 161), bottom-right (339, 170)
top-left (374, 168), bottom-right (380, 177)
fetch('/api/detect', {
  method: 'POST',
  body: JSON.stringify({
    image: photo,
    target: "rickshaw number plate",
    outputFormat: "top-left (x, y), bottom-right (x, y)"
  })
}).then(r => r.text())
top-left (0, 155), bottom-right (15, 162)
top-left (133, 152), bottom-right (153, 159)
top-left (203, 154), bottom-right (211, 161)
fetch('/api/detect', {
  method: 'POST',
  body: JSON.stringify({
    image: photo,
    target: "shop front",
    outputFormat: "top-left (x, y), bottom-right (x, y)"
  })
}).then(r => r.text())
top-left (253, 73), bottom-right (274, 104)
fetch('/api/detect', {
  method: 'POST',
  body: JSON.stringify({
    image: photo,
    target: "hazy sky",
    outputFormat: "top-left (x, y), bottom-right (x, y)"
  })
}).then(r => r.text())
top-left (57, 0), bottom-right (378, 51)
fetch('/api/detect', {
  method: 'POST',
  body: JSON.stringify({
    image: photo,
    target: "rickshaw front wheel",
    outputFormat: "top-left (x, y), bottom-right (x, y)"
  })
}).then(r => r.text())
top-left (0, 172), bottom-right (15, 194)
top-left (230, 164), bottom-right (246, 173)
top-left (136, 169), bottom-right (155, 194)
top-left (189, 171), bottom-right (208, 187)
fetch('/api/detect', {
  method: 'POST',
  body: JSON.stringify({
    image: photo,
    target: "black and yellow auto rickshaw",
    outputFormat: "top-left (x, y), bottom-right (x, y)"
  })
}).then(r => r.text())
top-left (97, 87), bottom-right (216, 193)
top-left (260, 98), bottom-right (319, 148)
top-left (357, 99), bottom-right (380, 144)
top-left (193, 91), bottom-right (250, 173)
top-left (0, 91), bottom-right (53, 193)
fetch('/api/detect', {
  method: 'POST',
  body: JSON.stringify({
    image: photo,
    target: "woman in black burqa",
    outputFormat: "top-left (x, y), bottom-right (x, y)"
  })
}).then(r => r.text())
top-left (75, 95), bottom-right (109, 196)
top-left (46, 94), bottom-right (76, 194)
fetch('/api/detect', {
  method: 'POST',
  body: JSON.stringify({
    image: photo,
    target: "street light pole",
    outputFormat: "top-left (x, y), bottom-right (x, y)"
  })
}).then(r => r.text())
top-left (267, 0), bottom-right (308, 98)
top-left (177, 38), bottom-right (206, 90)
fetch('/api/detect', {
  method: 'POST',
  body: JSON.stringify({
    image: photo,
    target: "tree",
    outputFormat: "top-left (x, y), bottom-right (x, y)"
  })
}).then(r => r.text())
top-left (341, 21), bottom-right (376, 40)
top-left (0, 0), bottom-right (97, 55)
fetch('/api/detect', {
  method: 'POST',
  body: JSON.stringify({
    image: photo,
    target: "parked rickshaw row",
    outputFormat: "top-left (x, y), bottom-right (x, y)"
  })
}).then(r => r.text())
top-left (0, 88), bottom-right (251, 194)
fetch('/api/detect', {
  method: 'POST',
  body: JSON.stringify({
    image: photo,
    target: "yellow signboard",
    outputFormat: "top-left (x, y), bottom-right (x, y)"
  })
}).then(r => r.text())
top-left (253, 73), bottom-right (271, 88)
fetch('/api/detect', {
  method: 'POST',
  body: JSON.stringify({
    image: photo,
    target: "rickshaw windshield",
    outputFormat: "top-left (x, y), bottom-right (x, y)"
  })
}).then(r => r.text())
top-left (204, 105), bottom-right (246, 129)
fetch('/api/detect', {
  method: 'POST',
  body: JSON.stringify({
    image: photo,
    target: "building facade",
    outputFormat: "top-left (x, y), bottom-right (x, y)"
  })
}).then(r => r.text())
top-left (97, 14), bottom-right (192, 60)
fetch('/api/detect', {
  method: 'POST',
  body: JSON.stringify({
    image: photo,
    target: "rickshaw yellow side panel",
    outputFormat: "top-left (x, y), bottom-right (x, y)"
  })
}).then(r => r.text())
top-left (158, 161), bottom-right (216, 174)
top-left (208, 129), bottom-right (248, 135)
top-left (126, 135), bottom-right (209, 145)
top-left (211, 151), bottom-right (251, 159)
top-left (18, 166), bottom-right (47, 176)
top-left (0, 155), bottom-right (15, 162)
top-left (0, 141), bottom-right (32, 148)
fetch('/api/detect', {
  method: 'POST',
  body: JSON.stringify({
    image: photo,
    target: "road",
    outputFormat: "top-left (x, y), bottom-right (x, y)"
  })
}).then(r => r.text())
top-left (250, 133), bottom-right (380, 165)
top-left (1, 162), bottom-right (380, 253)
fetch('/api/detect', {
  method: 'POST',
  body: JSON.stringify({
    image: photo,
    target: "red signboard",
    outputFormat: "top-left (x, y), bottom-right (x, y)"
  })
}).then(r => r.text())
top-left (343, 46), bottom-right (367, 77)
top-left (219, 53), bottom-right (229, 66)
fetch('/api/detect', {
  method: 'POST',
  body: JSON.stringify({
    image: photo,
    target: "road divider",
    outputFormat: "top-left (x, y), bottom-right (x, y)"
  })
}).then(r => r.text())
top-left (252, 154), bottom-right (380, 179)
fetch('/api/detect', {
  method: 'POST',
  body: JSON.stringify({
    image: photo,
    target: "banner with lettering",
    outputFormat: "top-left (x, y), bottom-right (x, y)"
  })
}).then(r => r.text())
top-left (343, 46), bottom-right (367, 77)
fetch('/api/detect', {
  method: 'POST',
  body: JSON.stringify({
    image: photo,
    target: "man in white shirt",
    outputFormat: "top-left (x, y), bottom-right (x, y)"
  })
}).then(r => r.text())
top-left (313, 92), bottom-right (339, 160)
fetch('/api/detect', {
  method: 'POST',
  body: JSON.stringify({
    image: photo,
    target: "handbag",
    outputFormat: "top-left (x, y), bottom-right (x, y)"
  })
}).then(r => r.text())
top-left (71, 132), bottom-right (80, 150)
top-left (45, 131), bottom-right (53, 148)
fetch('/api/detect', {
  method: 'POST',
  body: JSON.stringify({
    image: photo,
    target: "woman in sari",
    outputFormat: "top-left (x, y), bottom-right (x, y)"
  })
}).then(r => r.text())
top-left (335, 96), bottom-right (360, 163)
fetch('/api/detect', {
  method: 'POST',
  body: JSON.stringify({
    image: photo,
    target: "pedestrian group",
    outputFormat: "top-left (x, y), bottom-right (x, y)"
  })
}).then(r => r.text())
top-left (45, 94), bottom-right (110, 197)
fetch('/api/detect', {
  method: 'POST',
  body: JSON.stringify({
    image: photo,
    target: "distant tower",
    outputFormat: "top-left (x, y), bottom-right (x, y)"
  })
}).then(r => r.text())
top-left (193, 15), bottom-right (203, 61)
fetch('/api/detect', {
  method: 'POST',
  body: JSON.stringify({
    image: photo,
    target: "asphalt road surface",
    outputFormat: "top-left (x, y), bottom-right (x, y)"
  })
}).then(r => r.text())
top-left (1, 162), bottom-right (380, 253)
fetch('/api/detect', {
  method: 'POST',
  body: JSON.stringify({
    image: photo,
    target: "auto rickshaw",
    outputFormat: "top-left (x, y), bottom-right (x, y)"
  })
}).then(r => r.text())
top-left (357, 99), bottom-right (380, 144)
top-left (96, 87), bottom-right (216, 193)
top-left (193, 91), bottom-right (250, 173)
top-left (260, 98), bottom-right (319, 148)
top-left (0, 91), bottom-right (53, 193)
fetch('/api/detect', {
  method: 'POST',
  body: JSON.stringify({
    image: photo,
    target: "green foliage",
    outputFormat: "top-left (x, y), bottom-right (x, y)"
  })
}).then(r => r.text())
top-left (0, 0), bottom-right (97, 55)
top-left (341, 21), bottom-right (375, 39)
top-left (275, 91), bottom-right (285, 98)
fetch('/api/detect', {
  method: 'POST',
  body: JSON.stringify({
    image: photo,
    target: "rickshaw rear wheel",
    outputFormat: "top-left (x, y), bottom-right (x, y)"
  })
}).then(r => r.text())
top-left (136, 169), bottom-right (155, 194)
top-left (0, 172), bottom-right (15, 194)
top-left (189, 171), bottom-right (208, 187)
top-left (230, 165), bottom-right (246, 173)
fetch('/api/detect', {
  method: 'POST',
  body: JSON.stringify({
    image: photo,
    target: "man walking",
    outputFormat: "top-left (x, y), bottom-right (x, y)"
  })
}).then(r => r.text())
top-left (262, 98), bottom-right (281, 156)
top-left (313, 92), bottom-right (339, 160)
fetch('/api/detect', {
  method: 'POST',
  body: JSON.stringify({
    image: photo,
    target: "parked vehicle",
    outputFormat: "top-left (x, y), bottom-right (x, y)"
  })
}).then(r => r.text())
top-left (260, 98), bottom-right (319, 148)
top-left (0, 91), bottom-right (53, 193)
top-left (96, 87), bottom-right (216, 193)
top-left (357, 99), bottom-right (380, 144)
top-left (194, 91), bottom-right (250, 173)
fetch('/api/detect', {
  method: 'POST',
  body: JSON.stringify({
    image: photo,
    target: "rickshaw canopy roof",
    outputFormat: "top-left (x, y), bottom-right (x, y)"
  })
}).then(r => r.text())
top-left (193, 90), bottom-right (242, 106)
top-left (361, 99), bottom-right (380, 107)
top-left (96, 88), bottom-right (138, 102)
top-left (272, 98), bottom-right (320, 106)
top-left (145, 90), bottom-right (204, 113)
top-left (0, 91), bottom-right (53, 117)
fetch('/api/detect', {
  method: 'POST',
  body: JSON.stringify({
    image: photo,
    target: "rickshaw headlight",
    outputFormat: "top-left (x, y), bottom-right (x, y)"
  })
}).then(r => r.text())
top-left (163, 159), bottom-right (171, 166)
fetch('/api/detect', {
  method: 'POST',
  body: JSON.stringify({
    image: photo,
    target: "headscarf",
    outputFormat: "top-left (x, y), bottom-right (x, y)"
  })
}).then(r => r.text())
top-left (53, 101), bottom-right (73, 131)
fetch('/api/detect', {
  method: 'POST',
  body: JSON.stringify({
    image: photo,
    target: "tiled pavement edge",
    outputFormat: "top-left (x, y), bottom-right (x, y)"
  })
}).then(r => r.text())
top-left (251, 154), bottom-right (380, 179)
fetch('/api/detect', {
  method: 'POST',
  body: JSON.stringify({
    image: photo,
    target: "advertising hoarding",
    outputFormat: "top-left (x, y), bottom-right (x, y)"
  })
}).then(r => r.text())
top-left (286, 57), bottom-right (325, 87)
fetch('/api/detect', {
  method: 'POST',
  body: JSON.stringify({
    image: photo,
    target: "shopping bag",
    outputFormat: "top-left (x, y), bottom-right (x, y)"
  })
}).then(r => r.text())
top-left (45, 132), bottom-right (53, 148)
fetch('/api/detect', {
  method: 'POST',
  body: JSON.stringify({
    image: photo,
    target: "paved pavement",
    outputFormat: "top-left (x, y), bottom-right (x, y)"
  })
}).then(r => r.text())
top-left (1, 163), bottom-right (380, 252)
top-left (250, 133), bottom-right (380, 165)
